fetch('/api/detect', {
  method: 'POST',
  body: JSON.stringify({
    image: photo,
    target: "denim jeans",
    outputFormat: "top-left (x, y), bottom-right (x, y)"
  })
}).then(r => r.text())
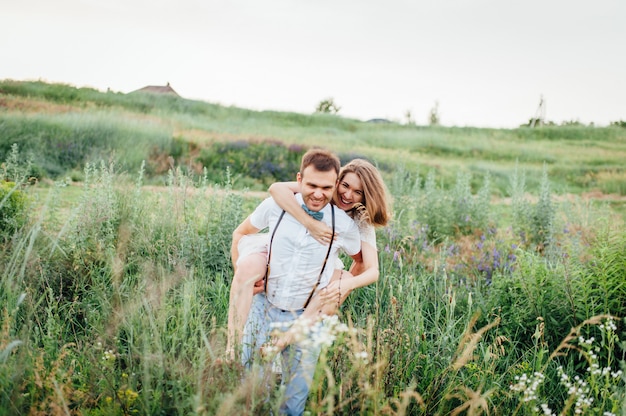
top-left (242, 293), bottom-right (323, 416)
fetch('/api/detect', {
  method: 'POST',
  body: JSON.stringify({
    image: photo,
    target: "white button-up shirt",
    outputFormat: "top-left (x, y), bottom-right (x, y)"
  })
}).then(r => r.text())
top-left (249, 194), bottom-right (361, 311)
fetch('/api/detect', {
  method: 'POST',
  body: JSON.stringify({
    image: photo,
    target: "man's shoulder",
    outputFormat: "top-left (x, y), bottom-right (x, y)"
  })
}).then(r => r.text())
top-left (250, 197), bottom-right (283, 228)
top-left (257, 196), bottom-right (283, 211)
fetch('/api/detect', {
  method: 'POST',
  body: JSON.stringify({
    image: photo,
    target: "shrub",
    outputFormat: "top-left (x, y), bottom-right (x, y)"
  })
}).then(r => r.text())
top-left (197, 140), bottom-right (307, 188)
top-left (408, 170), bottom-right (492, 243)
top-left (0, 181), bottom-right (28, 243)
top-left (0, 145), bottom-right (30, 243)
top-left (510, 163), bottom-right (556, 252)
top-left (482, 249), bottom-right (578, 352)
top-left (576, 227), bottom-right (626, 320)
top-left (315, 97), bottom-right (341, 114)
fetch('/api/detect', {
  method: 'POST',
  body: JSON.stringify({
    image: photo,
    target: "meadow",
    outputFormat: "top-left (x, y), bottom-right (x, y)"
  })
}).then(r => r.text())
top-left (1, 80), bottom-right (625, 415)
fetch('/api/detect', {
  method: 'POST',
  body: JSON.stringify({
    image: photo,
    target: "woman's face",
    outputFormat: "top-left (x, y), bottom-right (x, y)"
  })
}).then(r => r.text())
top-left (334, 172), bottom-right (364, 211)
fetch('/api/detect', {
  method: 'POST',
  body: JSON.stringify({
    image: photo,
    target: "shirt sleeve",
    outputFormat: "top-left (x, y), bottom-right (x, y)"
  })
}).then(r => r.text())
top-left (358, 222), bottom-right (377, 249)
top-left (341, 217), bottom-right (362, 257)
top-left (248, 197), bottom-right (274, 230)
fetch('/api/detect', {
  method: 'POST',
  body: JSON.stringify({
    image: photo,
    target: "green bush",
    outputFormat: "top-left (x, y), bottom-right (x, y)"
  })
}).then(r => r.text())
top-left (197, 140), bottom-right (307, 188)
top-left (483, 250), bottom-right (577, 349)
top-left (577, 227), bottom-right (626, 319)
top-left (400, 169), bottom-right (492, 243)
top-left (510, 163), bottom-right (556, 251)
top-left (0, 181), bottom-right (28, 243)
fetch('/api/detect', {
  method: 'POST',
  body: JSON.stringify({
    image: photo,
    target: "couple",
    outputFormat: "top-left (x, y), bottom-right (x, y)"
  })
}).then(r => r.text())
top-left (228, 148), bottom-right (390, 415)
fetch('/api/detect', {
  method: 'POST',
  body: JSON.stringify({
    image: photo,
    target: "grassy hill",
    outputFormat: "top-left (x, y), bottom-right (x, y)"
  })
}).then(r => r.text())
top-left (2, 79), bottom-right (625, 200)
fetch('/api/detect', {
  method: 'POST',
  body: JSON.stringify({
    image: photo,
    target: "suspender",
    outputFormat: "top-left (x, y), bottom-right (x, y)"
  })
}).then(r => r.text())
top-left (303, 205), bottom-right (335, 308)
top-left (264, 210), bottom-right (286, 294)
top-left (264, 205), bottom-right (336, 310)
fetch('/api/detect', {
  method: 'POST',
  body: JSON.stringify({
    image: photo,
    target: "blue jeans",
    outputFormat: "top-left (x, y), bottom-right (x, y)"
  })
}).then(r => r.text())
top-left (242, 293), bottom-right (323, 416)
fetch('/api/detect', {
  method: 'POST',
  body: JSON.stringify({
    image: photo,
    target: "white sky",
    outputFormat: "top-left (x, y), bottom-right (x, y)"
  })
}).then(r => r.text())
top-left (1, 0), bottom-right (625, 128)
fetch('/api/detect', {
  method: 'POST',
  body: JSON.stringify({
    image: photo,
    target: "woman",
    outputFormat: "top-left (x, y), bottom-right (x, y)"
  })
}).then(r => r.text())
top-left (226, 159), bottom-right (390, 358)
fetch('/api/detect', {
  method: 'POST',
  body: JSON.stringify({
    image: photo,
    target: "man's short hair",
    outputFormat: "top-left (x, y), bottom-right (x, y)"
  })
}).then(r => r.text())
top-left (300, 148), bottom-right (341, 176)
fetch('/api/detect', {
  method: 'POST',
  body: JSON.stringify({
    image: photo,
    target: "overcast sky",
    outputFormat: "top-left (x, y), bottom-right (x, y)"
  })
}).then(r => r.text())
top-left (2, 0), bottom-right (625, 128)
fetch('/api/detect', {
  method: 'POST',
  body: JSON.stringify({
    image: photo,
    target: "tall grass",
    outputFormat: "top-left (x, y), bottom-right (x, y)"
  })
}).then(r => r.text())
top-left (1, 148), bottom-right (624, 414)
top-left (0, 112), bottom-right (174, 179)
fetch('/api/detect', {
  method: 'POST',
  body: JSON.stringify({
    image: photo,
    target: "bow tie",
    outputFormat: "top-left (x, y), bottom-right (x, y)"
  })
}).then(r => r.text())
top-left (301, 204), bottom-right (324, 221)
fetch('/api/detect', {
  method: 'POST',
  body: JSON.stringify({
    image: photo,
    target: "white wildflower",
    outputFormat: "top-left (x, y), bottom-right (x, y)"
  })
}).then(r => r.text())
top-left (354, 350), bottom-right (369, 363)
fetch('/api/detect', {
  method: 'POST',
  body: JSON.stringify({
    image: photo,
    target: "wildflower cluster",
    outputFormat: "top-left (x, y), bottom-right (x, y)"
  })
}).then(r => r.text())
top-left (472, 233), bottom-right (518, 283)
top-left (309, 315), bottom-right (352, 349)
top-left (510, 317), bottom-right (625, 415)
top-left (117, 387), bottom-right (139, 408)
top-left (510, 372), bottom-right (546, 404)
top-left (557, 366), bottom-right (593, 414)
top-left (266, 315), bottom-right (361, 362)
top-left (98, 342), bottom-right (116, 371)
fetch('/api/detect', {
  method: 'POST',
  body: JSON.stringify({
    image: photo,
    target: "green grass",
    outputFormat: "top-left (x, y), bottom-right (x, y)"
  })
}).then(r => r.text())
top-left (1, 80), bottom-right (625, 414)
top-left (1, 162), bottom-right (624, 414)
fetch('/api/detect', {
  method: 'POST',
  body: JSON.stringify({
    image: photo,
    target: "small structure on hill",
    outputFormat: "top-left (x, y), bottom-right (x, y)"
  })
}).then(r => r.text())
top-left (132, 82), bottom-right (180, 97)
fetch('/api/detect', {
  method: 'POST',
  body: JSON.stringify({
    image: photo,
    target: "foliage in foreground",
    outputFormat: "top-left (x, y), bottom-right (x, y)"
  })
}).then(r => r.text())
top-left (0, 154), bottom-right (625, 415)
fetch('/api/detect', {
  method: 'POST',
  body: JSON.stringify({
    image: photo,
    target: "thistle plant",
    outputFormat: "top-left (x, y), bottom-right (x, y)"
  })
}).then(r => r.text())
top-left (1, 143), bottom-right (33, 184)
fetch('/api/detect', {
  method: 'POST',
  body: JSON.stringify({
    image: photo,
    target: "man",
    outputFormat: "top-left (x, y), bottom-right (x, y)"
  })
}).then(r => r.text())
top-left (231, 148), bottom-right (362, 415)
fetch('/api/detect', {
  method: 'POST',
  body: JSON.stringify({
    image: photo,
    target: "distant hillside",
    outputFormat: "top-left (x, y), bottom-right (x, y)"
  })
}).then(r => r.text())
top-left (1, 79), bottom-right (625, 197)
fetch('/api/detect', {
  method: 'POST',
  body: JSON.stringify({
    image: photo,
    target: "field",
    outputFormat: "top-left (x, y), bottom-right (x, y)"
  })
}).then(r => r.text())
top-left (1, 80), bottom-right (625, 415)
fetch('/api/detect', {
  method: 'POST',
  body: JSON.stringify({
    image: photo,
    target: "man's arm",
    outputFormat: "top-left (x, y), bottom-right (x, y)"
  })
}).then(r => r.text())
top-left (231, 215), bottom-right (261, 272)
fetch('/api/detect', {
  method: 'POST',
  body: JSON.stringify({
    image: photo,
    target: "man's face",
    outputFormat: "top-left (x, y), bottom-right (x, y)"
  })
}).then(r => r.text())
top-left (297, 165), bottom-right (338, 212)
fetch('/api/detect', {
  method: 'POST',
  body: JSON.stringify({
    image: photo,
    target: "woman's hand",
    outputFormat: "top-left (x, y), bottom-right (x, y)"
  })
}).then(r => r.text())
top-left (319, 272), bottom-right (354, 310)
top-left (306, 218), bottom-right (336, 245)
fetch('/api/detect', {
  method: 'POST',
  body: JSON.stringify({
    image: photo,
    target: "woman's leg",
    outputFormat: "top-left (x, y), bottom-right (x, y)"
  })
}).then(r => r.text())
top-left (226, 253), bottom-right (267, 359)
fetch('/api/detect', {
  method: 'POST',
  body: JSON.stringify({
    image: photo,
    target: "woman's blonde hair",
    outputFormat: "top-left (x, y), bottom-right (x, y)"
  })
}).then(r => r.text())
top-left (338, 159), bottom-right (390, 227)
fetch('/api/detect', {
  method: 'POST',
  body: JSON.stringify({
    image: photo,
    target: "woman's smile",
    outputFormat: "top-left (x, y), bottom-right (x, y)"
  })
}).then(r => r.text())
top-left (335, 172), bottom-right (363, 211)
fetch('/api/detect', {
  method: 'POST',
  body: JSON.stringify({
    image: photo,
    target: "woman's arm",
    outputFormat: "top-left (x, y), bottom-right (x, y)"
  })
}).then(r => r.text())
top-left (320, 240), bottom-right (378, 306)
top-left (345, 240), bottom-right (379, 291)
top-left (268, 181), bottom-right (333, 243)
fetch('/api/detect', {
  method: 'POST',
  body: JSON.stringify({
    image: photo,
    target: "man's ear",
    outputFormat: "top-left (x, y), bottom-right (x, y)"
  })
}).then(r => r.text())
top-left (297, 172), bottom-right (302, 183)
